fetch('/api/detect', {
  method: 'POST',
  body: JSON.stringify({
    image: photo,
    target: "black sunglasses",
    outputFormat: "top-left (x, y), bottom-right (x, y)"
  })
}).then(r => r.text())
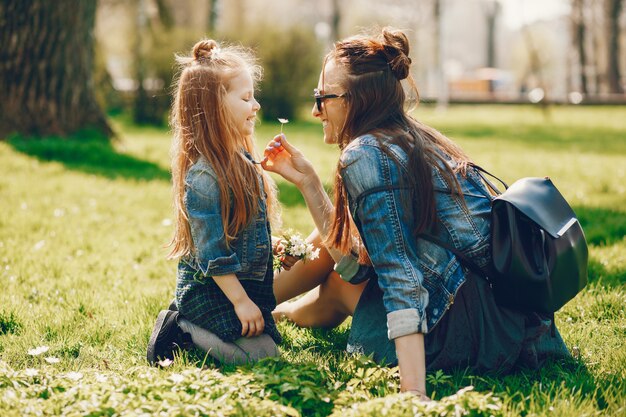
top-left (313, 88), bottom-right (347, 111)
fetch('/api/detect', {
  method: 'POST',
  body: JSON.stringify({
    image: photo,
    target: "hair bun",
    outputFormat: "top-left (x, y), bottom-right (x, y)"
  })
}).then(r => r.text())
top-left (381, 28), bottom-right (411, 80)
top-left (193, 39), bottom-right (219, 61)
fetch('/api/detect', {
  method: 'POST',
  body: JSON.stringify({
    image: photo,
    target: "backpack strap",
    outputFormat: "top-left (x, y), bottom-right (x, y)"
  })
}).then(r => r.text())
top-left (469, 163), bottom-right (508, 195)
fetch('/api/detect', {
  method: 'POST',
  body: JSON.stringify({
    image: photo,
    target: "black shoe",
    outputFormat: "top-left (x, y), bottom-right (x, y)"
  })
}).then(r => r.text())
top-left (146, 310), bottom-right (187, 365)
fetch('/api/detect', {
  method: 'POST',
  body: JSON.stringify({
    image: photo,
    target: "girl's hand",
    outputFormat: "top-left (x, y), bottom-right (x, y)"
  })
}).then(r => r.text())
top-left (234, 298), bottom-right (265, 337)
top-left (273, 238), bottom-right (299, 271)
top-left (261, 134), bottom-right (317, 189)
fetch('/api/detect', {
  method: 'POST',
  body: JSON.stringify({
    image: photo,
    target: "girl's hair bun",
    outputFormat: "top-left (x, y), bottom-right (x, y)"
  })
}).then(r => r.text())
top-left (193, 39), bottom-right (219, 61)
top-left (381, 28), bottom-right (411, 80)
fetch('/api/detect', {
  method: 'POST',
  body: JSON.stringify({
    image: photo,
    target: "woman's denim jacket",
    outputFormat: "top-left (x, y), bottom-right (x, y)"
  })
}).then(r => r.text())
top-left (338, 135), bottom-right (492, 340)
top-left (181, 155), bottom-right (271, 281)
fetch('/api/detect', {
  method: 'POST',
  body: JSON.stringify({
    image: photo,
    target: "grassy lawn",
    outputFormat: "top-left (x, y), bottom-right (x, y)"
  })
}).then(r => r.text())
top-left (0, 105), bottom-right (624, 416)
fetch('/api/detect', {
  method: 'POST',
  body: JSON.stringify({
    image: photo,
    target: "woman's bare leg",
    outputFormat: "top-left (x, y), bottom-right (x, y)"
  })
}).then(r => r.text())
top-left (273, 228), bottom-right (367, 328)
top-left (275, 271), bottom-right (367, 328)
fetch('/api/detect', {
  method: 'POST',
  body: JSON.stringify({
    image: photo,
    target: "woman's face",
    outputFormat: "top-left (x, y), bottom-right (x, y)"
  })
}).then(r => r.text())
top-left (312, 59), bottom-right (348, 145)
top-left (225, 69), bottom-right (260, 137)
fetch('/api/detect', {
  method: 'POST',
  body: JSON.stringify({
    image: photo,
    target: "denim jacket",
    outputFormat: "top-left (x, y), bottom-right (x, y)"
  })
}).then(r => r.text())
top-left (339, 134), bottom-right (493, 340)
top-left (182, 155), bottom-right (271, 281)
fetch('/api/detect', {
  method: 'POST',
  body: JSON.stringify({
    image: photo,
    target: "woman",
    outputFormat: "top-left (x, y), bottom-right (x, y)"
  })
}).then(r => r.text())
top-left (264, 28), bottom-right (569, 398)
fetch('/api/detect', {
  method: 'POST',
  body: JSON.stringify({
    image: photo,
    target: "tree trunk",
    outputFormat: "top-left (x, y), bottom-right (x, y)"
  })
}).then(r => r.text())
top-left (606, 0), bottom-right (624, 94)
top-left (208, 0), bottom-right (219, 35)
top-left (0, 0), bottom-right (113, 139)
top-left (330, 0), bottom-right (341, 42)
top-left (434, 0), bottom-right (449, 110)
top-left (572, 0), bottom-right (589, 94)
top-left (484, 0), bottom-right (501, 69)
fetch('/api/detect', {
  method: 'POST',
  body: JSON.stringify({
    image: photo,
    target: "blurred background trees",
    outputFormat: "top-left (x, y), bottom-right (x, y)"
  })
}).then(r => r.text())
top-left (92, 0), bottom-right (626, 126)
top-left (1, 0), bottom-right (624, 137)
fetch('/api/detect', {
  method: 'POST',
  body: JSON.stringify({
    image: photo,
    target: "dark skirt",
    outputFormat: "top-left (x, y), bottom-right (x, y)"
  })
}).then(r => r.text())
top-left (347, 272), bottom-right (570, 372)
top-left (175, 258), bottom-right (282, 345)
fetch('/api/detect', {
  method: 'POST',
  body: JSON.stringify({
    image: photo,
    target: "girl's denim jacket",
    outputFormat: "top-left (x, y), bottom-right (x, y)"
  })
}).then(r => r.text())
top-left (181, 155), bottom-right (271, 281)
top-left (339, 135), bottom-right (492, 340)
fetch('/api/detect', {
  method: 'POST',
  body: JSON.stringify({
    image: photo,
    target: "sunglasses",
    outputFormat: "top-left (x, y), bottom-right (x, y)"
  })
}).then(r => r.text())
top-left (313, 88), bottom-right (347, 112)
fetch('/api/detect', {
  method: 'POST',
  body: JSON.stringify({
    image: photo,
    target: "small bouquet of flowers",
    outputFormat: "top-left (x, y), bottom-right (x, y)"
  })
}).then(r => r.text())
top-left (273, 230), bottom-right (320, 272)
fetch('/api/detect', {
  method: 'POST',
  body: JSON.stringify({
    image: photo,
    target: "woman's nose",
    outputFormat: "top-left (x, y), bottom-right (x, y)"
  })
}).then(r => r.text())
top-left (312, 103), bottom-right (321, 118)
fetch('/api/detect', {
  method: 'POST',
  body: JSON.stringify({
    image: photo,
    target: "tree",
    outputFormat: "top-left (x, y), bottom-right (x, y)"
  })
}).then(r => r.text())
top-left (606, 0), bottom-right (624, 94)
top-left (330, 0), bottom-right (341, 42)
top-left (434, 0), bottom-right (449, 110)
top-left (571, 0), bottom-right (589, 94)
top-left (208, 0), bottom-right (219, 35)
top-left (0, 0), bottom-right (113, 138)
top-left (483, 0), bottom-right (501, 69)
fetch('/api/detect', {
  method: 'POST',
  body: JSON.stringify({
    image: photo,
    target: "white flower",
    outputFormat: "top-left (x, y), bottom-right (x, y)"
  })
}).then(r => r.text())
top-left (44, 357), bottom-right (60, 364)
top-left (278, 118), bottom-right (289, 133)
top-left (158, 358), bottom-right (173, 367)
top-left (170, 373), bottom-right (184, 383)
top-left (95, 373), bottom-right (108, 383)
top-left (27, 346), bottom-right (49, 356)
top-left (24, 368), bottom-right (39, 377)
top-left (274, 230), bottom-right (320, 271)
top-left (291, 242), bottom-right (307, 258)
top-left (65, 371), bottom-right (83, 381)
top-left (308, 247), bottom-right (320, 261)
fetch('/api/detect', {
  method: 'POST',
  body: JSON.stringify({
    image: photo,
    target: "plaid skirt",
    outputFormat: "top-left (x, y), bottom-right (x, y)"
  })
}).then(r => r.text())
top-left (175, 258), bottom-right (282, 345)
top-left (347, 271), bottom-right (570, 372)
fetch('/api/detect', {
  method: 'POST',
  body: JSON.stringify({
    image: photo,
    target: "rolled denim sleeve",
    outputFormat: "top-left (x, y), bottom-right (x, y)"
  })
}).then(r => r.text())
top-left (334, 253), bottom-right (373, 284)
top-left (340, 144), bottom-right (429, 339)
top-left (185, 168), bottom-right (241, 277)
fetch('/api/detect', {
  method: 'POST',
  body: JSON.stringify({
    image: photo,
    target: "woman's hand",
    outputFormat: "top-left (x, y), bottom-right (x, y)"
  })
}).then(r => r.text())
top-left (261, 134), bottom-right (317, 189)
top-left (234, 298), bottom-right (265, 337)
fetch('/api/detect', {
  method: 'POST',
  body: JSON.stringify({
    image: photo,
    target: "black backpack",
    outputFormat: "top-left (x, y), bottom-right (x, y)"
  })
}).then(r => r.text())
top-left (423, 165), bottom-right (588, 314)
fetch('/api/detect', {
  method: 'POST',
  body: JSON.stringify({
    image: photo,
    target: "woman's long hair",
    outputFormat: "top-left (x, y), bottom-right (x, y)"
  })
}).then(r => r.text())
top-left (168, 39), bottom-right (280, 259)
top-left (326, 28), bottom-right (471, 260)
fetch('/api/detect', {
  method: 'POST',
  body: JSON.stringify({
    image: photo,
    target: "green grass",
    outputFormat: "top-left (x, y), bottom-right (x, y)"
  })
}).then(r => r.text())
top-left (1, 105), bottom-right (625, 416)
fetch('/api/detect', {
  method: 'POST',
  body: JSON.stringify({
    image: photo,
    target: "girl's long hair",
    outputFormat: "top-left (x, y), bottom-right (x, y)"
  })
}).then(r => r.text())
top-left (326, 28), bottom-right (471, 261)
top-left (168, 39), bottom-right (280, 259)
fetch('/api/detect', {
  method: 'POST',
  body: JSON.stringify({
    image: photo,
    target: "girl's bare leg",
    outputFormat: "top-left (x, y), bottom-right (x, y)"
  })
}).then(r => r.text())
top-left (273, 229), bottom-right (366, 328)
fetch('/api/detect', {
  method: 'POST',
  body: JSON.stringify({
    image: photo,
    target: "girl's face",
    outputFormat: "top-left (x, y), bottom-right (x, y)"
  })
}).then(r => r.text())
top-left (312, 59), bottom-right (348, 145)
top-left (225, 70), bottom-right (260, 137)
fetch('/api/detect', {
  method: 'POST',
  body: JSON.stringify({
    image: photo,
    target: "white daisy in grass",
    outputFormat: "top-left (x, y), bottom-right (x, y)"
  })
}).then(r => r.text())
top-left (27, 346), bottom-right (49, 356)
top-left (65, 371), bottom-right (83, 381)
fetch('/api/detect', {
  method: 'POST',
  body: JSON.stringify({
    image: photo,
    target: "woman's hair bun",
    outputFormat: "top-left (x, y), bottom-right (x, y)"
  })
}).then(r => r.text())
top-left (381, 28), bottom-right (411, 80)
top-left (193, 39), bottom-right (219, 61)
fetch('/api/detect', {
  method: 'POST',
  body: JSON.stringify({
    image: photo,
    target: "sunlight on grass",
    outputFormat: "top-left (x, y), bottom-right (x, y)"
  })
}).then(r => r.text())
top-left (1, 105), bottom-right (625, 416)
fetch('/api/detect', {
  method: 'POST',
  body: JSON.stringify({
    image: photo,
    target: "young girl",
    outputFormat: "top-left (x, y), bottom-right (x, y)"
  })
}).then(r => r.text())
top-left (147, 39), bottom-right (282, 365)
